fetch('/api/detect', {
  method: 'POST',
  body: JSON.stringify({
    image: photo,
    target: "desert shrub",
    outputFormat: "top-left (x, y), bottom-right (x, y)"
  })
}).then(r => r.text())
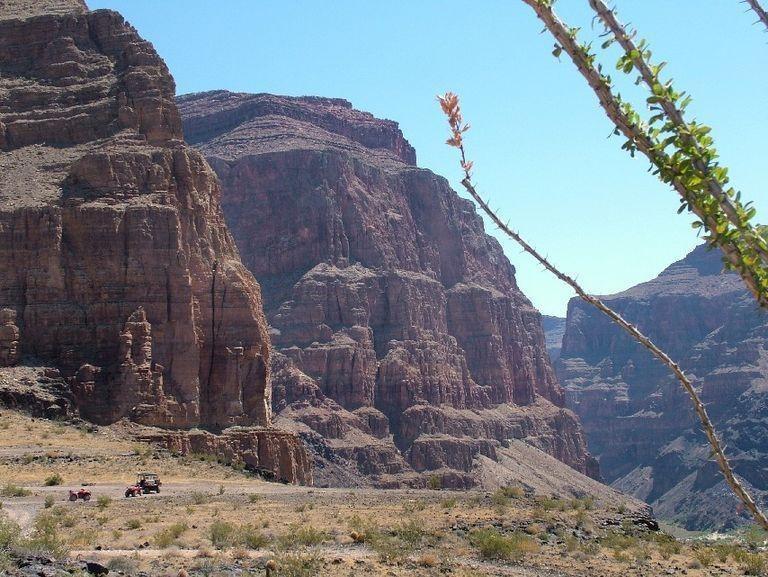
top-left (44, 495), bottom-right (55, 509)
top-left (153, 522), bottom-right (188, 548)
top-left (469, 528), bottom-right (539, 561)
top-left (570, 496), bottom-right (595, 510)
top-left (601, 531), bottom-right (638, 551)
top-left (348, 515), bottom-right (379, 543)
top-left (126, 518), bottom-right (142, 530)
top-left (658, 539), bottom-right (682, 560)
top-left (1, 484), bottom-right (31, 497)
top-left (427, 475), bottom-right (441, 490)
top-left (369, 532), bottom-right (409, 564)
top-left (248, 493), bottom-right (262, 503)
top-left (191, 491), bottom-right (208, 505)
top-left (273, 552), bottom-right (323, 577)
top-left (44, 473), bottom-right (63, 486)
top-left (392, 519), bottom-right (427, 547)
top-left (22, 509), bottom-right (68, 557)
top-left (441, 497), bottom-right (457, 509)
top-left (746, 527), bottom-right (768, 549)
top-left (633, 544), bottom-right (651, 565)
top-left (742, 553), bottom-right (767, 576)
top-left (694, 546), bottom-right (716, 568)
top-left (499, 485), bottom-right (525, 499)
top-left (96, 495), bottom-right (111, 510)
top-left (0, 515), bottom-right (20, 548)
top-left (279, 524), bottom-right (329, 549)
top-left (106, 557), bottom-right (138, 574)
top-left (209, 520), bottom-right (236, 548)
top-left (239, 524), bottom-right (270, 549)
top-left (536, 496), bottom-right (567, 512)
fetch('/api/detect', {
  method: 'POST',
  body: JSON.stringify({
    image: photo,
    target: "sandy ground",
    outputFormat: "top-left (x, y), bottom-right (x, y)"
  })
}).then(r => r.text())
top-left (1, 409), bottom-right (765, 577)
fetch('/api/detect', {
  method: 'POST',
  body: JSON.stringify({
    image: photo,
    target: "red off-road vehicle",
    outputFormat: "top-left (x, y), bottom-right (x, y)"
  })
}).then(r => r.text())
top-left (124, 484), bottom-right (142, 498)
top-left (68, 488), bottom-right (91, 501)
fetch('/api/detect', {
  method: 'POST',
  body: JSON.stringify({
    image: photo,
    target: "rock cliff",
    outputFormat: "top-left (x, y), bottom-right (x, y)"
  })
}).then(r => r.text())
top-left (179, 91), bottom-right (598, 488)
top-left (0, 1), bottom-right (309, 483)
top-left (557, 245), bottom-right (768, 530)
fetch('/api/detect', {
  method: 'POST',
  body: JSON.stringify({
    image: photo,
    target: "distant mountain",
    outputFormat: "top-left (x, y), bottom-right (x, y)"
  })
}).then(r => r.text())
top-left (178, 90), bottom-right (600, 489)
top-left (542, 316), bottom-right (566, 360)
top-left (558, 244), bottom-right (768, 530)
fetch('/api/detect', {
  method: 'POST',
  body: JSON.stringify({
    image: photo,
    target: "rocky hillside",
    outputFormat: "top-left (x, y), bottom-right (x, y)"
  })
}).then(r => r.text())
top-left (557, 245), bottom-right (768, 530)
top-left (178, 90), bottom-right (598, 488)
top-left (0, 1), bottom-right (309, 483)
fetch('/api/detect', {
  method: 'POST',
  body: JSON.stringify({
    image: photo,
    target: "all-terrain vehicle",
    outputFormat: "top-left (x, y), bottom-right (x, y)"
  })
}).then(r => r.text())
top-left (68, 488), bottom-right (91, 501)
top-left (124, 484), bottom-right (142, 498)
top-left (137, 472), bottom-right (161, 494)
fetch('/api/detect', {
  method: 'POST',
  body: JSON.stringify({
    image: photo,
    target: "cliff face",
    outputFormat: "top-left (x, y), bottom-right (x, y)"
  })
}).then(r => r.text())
top-left (557, 245), bottom-right (768, 530)
top-left (0, 2), bottom-right (309, 483)
top-left (179, 91), bottom-right (598, 488)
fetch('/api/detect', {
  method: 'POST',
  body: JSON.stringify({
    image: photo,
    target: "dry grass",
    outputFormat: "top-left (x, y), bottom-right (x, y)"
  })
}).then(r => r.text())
top-left (1, 410), bottom-right (764, 577)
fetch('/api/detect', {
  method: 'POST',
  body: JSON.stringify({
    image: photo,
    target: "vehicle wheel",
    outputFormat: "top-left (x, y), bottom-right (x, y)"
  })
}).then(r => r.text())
top-left (69, 494), bottom-right (77, 502)
top-left (83, 494), bottom-right (91, 501)
top-left (155, 487), bottom-right (160, 493)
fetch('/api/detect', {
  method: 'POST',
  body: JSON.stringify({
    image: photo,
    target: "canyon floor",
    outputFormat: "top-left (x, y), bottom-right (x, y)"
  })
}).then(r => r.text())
top-left (0, 410), bottom-right (766, 577)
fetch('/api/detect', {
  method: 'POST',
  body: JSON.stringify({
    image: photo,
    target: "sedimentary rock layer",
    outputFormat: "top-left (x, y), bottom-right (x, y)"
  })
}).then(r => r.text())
top-left (557, 245), bottom-right (768, 530)
top-left (0, 1), bottom-right (309, 483)
top-left (179, 91), bottom-right (598, 487)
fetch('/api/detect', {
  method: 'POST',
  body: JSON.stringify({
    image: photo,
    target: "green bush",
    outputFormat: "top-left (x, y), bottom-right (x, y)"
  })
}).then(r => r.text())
top-left (742, 553), bottom-right (767, 576)
top-left (1, 484), bottom-right (31, 497)
top-left (44, 473), bottom-right (63, 487)
top-left (153, 522), bottom-right (188, 548)
top-left (0, 515), bottom-right (20, 549)
top-left (273, 552), bottom-right (323, 577)
top-left (96, 495), bottom-right (111, 510)
top-left (43, 495), bottom-right (55, 509)
top-left (126, 518), bottom-right (142, 530)
top-left (279, 524), bottom-right (329, 549)
top-left (470, 528), bottom-right (539, 561)
top-left (209, 520), bottom-right (236, 548)
top-left (239, 524), bottom-right (269, 549)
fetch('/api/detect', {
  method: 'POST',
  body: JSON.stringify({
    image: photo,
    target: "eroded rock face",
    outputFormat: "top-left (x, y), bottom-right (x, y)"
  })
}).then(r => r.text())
top-left (179, 91), bottom-right (597, 487)
top-left (0, 2), bottom-right (309, 483)
top-left (138, 427), bottom-right (312, 485)
top-left (0, 309), bottom-right (20, 367)
top-left (557, 245), bottom-right (768, 530)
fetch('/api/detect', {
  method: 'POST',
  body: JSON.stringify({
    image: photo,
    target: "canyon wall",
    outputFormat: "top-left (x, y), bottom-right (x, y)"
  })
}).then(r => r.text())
top-left (0, 1), bottom-right (309, 483)
top-left (556, 245), bottom-right (768, 530)
top-left (179, 91), bottom-right (598, 488)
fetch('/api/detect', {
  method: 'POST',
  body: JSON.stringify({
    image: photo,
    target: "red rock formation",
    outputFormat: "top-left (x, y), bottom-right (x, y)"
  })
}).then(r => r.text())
top-left (556, 245), bottom-right (768, 530)
top-left (178, 91), bottom-right (597, 487)
top-left (138, 427), bottom-right (312, 485)
top-left (0, 2), bottom-right (309, 483)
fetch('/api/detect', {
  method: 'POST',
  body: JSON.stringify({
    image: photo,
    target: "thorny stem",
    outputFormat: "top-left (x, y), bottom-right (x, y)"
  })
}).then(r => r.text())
top-left (589, 0), bottom-right (768, 266)
top-left (438, 93), bottom-right (768, 531)
top-left (745, 0), bottom-right (768, 31)
top-left (520, 0), bottom-right (768, 308)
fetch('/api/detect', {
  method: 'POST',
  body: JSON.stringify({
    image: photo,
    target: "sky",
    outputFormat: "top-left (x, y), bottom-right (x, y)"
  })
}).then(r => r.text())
top-left (88, 0), bottom-right (768, 316)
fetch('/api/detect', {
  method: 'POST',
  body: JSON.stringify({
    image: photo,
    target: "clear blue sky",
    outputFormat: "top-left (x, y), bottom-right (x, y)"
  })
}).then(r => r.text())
top-left (88, 0), bottom-right (768, 316)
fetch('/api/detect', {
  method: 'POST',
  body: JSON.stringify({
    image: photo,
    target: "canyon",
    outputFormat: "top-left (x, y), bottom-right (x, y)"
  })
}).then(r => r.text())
top-left (0, 0), bottom-right (309, 483)
top-left (178, 90), bottom-right (599, 488)
top-left (554, 245), bottom-right (768, 530)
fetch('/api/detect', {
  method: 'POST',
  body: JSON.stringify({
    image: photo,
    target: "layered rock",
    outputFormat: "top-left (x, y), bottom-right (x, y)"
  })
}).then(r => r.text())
top-left (0, 2), bottom-right (309, 483)
top-left (542, 315), bottom-right (565, 361)
top-left (179, 91), bottom-right (597, 487)
top-left (557, 245), bottom-right (768, 530)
